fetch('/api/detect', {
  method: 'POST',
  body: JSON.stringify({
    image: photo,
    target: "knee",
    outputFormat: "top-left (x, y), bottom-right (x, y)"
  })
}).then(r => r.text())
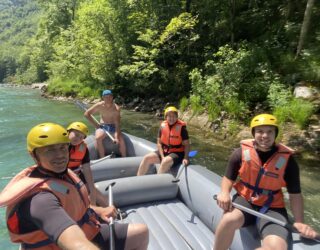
top-left (220, 212), bottom-right (243, 229)
top-left (261, 235), bottom-right (287, 250)
top-left (143, 155), bottom-right (156, 165)
top-left (161, 156), bottom-right (173, 165)
top-left (138, 224), bottom-right (149, 238)
top-left (95, 131), bottom-right (105, 141)
top-left (128, 224), bottom-right (149, 246)
top-left (137, 224), bottom-right (149, 246)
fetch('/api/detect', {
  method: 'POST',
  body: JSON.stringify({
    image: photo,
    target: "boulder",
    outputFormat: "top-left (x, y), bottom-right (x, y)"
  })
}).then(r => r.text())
top-left (293, 82), bottom-right (319, 100)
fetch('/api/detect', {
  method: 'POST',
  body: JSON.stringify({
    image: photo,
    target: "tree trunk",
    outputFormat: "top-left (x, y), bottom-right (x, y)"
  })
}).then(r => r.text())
top-left (296, 0), bottom-right (315, 58)
top-left (229, 0), bottom-right (236, 47)
top-left (186, 0), bottom-right (191, 12)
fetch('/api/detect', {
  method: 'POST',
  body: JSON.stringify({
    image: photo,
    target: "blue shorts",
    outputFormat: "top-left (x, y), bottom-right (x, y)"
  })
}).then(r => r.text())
top-left (100, 123), bottom-right (116, 133)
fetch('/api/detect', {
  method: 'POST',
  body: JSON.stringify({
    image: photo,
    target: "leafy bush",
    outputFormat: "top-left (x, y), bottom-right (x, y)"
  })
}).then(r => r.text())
top-left (179, 96), bottom-right (189, 112)
top-left (274, 98), bottom-right (314, 129)
top-left (189, 95), bottom-right (204, 115)
top-left (222, 98), bottom-right (248, 119)
top-left (47, 78), bottom-right (82, 97)
top-left (267, 81), bottom-right (292, 109)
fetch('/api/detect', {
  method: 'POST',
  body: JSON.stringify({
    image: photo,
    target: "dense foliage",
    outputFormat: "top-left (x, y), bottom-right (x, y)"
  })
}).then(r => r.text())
top-left (1, 0), bottom-right (319, 127)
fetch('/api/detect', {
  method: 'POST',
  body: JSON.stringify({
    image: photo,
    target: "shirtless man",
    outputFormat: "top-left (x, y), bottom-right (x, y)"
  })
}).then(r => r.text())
top-left (84, 89), bottom-right (126, 158)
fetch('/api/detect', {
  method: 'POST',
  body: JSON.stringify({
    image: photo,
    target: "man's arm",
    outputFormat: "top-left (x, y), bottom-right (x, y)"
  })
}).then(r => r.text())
top-left (156, 137), bottom-right (164, 160)
top-left (90, 205), bottom-right (117, 223)
top-left (289, 193), bottom-right (319, 239)
top-left (289, 193), bottom-right (304, 223)
top-left (181, 125), bottom-right (190, 165)
top-left (26, 192), bottom-right (99, 249)
top-left (114, 107), bottom-right (121, 142)
top-left (81, 162), bottom-right (97, 206)
top-left (217, 176), bottom-right (234, 211)
top-left (84, 103), bottom-right (101, 129)
top-left (57, 225), bottom-right (99, 250)
top-left (216, 148), bottom-right (242, 211)
top-left (182, 139), bottom-right (190, 165)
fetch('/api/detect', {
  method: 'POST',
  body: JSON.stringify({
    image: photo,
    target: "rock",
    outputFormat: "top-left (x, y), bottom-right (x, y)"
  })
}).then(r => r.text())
top-left (31, 83), bottom-right (48, 91)
top-left (294, 82), bottom-right (319, 100)
top-left (155, 109), bottom-right (162, 117)
top-left (236, 128), bottom-right (252, 140)
top-left (134, 106), bottom-right (140, 112)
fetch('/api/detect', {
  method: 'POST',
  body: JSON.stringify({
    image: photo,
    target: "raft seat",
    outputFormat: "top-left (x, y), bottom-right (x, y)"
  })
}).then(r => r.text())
top-left (95, 174), bottom-right (214, 249)
top-left (120, 199), bottom-right (214, 250)
top-left (95, 168), bottom-right (261, 250)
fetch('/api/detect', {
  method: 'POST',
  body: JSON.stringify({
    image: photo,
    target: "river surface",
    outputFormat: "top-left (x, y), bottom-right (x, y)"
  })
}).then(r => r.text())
top-left (0, 86), bottom-right (319, 249)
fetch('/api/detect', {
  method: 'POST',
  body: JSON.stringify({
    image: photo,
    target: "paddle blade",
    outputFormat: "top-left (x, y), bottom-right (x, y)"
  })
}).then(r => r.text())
top-left (188, 150), bottom-right (198, 158)
top-left (75, 100), bottom-right (88, 111)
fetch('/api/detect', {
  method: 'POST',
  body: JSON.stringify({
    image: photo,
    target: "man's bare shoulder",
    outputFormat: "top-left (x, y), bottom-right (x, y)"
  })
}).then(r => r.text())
top-left (91, 101), bottom-right (104, 109)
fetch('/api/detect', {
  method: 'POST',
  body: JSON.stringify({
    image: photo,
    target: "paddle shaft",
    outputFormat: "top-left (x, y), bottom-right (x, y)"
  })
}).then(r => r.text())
top-left (75, 101), bottom-right (115, 142)
top-left (108, 184), bottom-right (115, 250)
top-left (213, 195), bottom-right (320, 242)
top-left (174, 163), bottom-right (185, 181)
top-left (173, 150), bottom-right (198, 182)
top-left (213, 195), bottom-right (293, 229)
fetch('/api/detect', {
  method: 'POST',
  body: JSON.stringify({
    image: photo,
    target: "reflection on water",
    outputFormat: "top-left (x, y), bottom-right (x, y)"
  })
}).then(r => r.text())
top-left (0, 86), bottom-right (319, 249)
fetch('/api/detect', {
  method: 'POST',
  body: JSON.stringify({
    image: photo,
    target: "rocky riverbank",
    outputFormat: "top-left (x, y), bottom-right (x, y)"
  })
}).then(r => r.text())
top-left (53, 93), bottom-right (320, 160)
top-left (5, 82), bottom-right (318, 160)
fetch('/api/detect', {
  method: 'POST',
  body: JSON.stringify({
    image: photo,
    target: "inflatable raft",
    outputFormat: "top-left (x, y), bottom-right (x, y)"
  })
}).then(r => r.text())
top-left (85, 134), bottom-right (319, 250)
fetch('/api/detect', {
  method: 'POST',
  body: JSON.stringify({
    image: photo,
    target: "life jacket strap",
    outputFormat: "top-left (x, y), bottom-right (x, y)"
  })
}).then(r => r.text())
top-left (78, 208), bottom-right (100, 228)
top-left (21, 238), bottom-right (53, 249)
top-left (240, 180), bottom-right (280, 213)
top-left (20, 208), bottom-right (99, 249)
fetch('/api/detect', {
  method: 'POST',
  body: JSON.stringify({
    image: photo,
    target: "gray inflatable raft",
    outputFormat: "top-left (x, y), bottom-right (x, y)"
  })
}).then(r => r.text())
top-left (85, 134), bottom-right (319, 250)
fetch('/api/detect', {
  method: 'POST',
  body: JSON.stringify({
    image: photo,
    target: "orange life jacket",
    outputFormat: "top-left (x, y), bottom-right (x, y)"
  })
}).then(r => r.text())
top-left (0, 165), bottom-right (100, 250)
top-left (160, 120), bottom-right (186, 153)
top-left (68, 141), bottom-right (87, 170)
top-left (234, 139), bottom-right (294, 210)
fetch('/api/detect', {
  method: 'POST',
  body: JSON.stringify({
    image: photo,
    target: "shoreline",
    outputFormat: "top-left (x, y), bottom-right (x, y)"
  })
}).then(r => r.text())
top-left (2, 83), bottom-right (319, 161)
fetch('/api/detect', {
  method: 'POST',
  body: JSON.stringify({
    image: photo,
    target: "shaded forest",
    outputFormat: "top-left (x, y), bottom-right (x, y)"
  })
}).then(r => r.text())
top-left (0, 0), bottom-right (319, 127)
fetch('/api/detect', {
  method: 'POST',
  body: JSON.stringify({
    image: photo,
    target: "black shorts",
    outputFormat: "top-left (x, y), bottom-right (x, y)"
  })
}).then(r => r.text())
top-left (233, 194), bottom-right (291, 242)
top-left (157, 151), bottom-right (185, 167)
top-left (92, 223), bottom-right (129, 250)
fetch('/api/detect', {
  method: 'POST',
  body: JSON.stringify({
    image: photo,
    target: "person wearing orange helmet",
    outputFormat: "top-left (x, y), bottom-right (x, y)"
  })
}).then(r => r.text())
top-left (137, 106), bottom-right (190, 175)
top-left (67, 121), bottom-right (108, 207)
top-left (0, 123), bottom-right (149, 250)
top-left (214, 114), bottom-right (319, 250)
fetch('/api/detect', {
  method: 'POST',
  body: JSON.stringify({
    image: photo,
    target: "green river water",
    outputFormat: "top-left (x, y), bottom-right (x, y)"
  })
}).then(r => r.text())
top-left (0, 86), bottom-right (319, 249)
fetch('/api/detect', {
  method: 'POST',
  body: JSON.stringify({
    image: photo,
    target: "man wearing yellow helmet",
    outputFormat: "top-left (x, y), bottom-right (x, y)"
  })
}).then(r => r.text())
top-left (214, 114), bottom-right (318, 250)
top-left (67, 121), bottom-right (108, 207)
top-left (0, 123), bottom-right (149, 250)
top-left (137, 106), bottom-right (190, 175)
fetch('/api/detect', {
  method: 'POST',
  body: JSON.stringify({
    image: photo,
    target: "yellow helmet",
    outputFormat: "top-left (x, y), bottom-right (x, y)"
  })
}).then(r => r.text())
top-left (27, 123), bottom-right (70, 152)
top-left (250, 114), bottom-right (278, 136)
top-left (67, 122), bottom-right (89, 137)
top-left (164, 106), bottom-right (178, 117)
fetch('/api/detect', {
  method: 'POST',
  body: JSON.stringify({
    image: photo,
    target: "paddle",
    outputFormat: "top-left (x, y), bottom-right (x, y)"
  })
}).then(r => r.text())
top-left (106, 182), bottom-right (116, 250)
top-left (75, 100), bottom-right (115, 142)
top-left (213, 195), bottom-right (320, 243)
top-left (172, 150), bottom-right (198, 182)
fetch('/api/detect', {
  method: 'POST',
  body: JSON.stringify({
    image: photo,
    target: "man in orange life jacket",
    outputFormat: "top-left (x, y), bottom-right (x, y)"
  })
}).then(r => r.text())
top-left (137, 106), bottom-right (190, 175)
top-left (67, 121), bottom-right (107, 207)
top-left (214, 114), bottom-right (318, 250)
top-left (0, 123), bottom-right (148, 250)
